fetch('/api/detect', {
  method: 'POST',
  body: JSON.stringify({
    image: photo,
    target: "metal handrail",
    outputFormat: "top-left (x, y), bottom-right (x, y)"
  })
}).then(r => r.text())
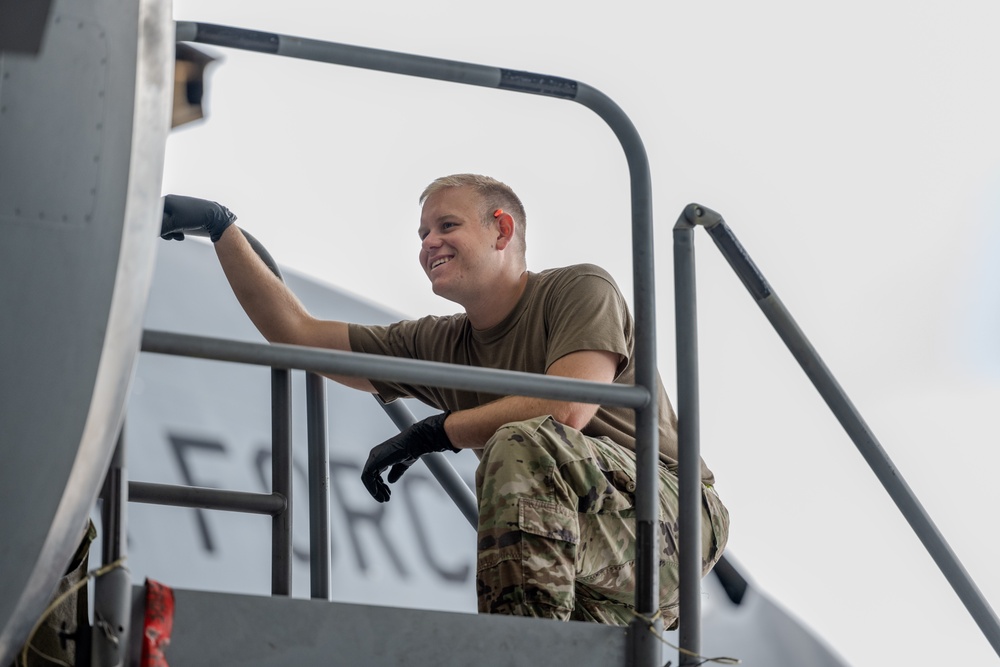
top-left (672, 216), bottom-right (704, 663)
top-left (126, 332), bottom-right (484, 596)
top-left (122, 365), bottom-right (298, 597)
top-left (133, 328), bottom-right (651, 595)
top-left (129, 481), bottom-right (287, 515)
top-left (142, 329), bottom-right (652, 410)
top-left (173, 21), bottom-right (664, 665)
top-left (675, 203), bottom-right (1000, 661)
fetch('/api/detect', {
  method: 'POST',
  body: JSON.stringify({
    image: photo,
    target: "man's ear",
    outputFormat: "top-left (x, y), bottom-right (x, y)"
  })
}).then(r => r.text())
top-left (494, 212), bottom-right (515, 250)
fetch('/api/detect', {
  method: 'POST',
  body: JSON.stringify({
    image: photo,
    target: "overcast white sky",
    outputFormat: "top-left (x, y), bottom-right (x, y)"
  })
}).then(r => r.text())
top-left (163, 1), bottom-right (1000, 664)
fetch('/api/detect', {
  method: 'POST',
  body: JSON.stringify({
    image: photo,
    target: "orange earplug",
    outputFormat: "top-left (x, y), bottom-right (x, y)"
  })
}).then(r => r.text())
top-left (493, 209), bottom-right (504, 218)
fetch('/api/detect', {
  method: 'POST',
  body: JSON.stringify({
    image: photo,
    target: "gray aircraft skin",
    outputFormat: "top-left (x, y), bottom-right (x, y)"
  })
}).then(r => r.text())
top-left (0, 1), bottom-right (850, 665)
top-left (0, 0), bottom-right (171, 663)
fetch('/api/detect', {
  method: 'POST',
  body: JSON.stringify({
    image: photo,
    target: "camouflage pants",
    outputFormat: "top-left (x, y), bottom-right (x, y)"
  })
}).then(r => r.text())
top-left (475, 416), bottom-right (729, 628)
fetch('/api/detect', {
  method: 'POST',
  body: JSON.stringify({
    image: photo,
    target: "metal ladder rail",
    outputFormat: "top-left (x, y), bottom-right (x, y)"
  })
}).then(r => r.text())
top-left (674, 203), bottom-right (1000, 660)
top-left (120, 366), bottom-right (479, 587)
top-left (95, 362), bottom-right (295, 664)
top-left (95, 366), bottom-right (293, 665)
top-left (174, 20), bottom-right (664, 666)
top-left (118, 374), bottom-right (477, 598)
top-left (121, 367), bottom-right (295, 590)
top-left (109, 358), bottom-right (475, 662)
top-left (120, 232), bottom-right (309, 599)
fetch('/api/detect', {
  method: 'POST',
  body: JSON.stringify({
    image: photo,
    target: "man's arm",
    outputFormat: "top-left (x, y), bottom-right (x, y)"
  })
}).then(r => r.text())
top-left (442, 348), bottom-right (620, 449)
top-left (359, 348), bottom-right (619, 502)
top-left (159, 195), bottom-right (375, 392)
top-left (213, 225), bottom-right (377, 393)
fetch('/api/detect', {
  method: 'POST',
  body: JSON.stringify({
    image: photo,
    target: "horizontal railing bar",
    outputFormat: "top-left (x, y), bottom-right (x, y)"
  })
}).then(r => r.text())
top-left (129, 481), bottom-right (287, 516)
top-left (176, 21), bottom-right (547, 97)
top-left (141, 329), bottom-right (651, 409)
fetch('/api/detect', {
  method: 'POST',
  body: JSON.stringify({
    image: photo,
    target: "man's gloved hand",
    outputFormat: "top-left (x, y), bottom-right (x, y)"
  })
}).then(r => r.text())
top-left (160, 194), bottom-right (237, 242)
top-left (361, 413), bottom-right (457, 502)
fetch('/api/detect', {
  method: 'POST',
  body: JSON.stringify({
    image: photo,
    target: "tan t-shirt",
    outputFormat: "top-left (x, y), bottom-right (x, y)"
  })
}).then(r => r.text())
top-left (348, 263), bottom-right (715, 484)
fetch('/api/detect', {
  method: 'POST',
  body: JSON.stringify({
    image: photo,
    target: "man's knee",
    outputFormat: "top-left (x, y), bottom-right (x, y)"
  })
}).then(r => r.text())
top-left (482, 415), bottom-right (552, 456)
top-left (481, 415), bottom-right (592, 466)
top-left (477, 417), bottom-right (557, 504)
top-left (701, 486), bottom-right (730, 574)
top-left (478, 416), bottom-right (562, 484)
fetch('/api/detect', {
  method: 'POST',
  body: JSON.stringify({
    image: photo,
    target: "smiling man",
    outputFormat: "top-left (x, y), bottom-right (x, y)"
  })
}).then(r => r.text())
top-left (160, 173), bottom-right (729, 627)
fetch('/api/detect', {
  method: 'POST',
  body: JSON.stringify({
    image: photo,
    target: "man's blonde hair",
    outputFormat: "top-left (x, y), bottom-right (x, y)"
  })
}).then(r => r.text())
top-left (420, 174), bottom-right (527, 260)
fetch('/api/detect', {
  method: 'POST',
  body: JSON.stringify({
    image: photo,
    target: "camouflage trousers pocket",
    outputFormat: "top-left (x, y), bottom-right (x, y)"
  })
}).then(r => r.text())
top-left (515, 498), bottom-right (578, 612)
top-left (518, 497), bottom-right (579, 545)
top-left (476, 497), bottom-right (579, 617)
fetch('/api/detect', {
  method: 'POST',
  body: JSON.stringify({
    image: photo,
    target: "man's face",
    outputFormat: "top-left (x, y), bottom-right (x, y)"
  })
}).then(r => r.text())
top-left (417, 186), bottom-right (498, 304)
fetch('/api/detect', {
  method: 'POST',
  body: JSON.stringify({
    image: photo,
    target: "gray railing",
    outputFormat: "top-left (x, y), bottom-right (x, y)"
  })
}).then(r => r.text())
top-left (131, 327), bottom-right (652, 567)
top-left (123, 344), bottom-right (486, 593)
top-left (168, 20), bottom-right (668, 666)
top-left (674, 203), bottom-right (1000, 661)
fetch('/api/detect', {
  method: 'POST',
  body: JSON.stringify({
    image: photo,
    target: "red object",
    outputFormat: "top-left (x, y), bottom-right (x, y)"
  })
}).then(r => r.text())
top-left (493, 208), bottom-right (504, 218)
top-left (141, 579), bottom-right (175, 667)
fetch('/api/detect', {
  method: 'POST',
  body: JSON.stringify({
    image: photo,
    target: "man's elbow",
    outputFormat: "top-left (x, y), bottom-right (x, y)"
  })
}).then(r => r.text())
top-left (552, 403), bottom-right (599, 431)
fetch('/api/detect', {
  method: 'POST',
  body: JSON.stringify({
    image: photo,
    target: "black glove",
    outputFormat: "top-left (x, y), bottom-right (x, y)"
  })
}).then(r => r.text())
top-left (160, 194), bottom-right (237, 242)
top-left (361, 413), bottom-right (457, 502)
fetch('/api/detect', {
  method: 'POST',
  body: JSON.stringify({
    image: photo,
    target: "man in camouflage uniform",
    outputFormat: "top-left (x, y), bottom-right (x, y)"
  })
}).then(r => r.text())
top-left (160, 174), bottom-right (729, 627)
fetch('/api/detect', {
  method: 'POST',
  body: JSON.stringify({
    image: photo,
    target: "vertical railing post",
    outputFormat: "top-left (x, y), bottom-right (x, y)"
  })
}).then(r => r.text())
top-left (306, 372), bottom-right (331, 599)
top-left (92, 428), bottom-right (131, 667)
top-left (518, 80), bottom-right (664, 660)
top-left (673, 211), bottom-right (703, 664)
top-left (271, 368), bottom-right (293, 595)
top-left (574, 85), bottom-right (662, 667)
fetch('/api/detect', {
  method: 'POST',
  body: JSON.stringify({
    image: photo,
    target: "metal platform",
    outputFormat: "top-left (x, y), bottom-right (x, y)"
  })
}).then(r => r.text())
top-left (135, 587), bottom-right (628, 667)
